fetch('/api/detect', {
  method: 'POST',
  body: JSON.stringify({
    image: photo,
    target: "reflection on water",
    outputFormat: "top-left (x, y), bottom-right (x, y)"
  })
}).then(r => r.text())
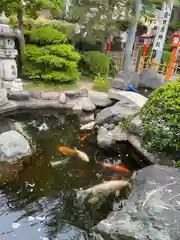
top-left (0, 110), bottom-right (141, 240)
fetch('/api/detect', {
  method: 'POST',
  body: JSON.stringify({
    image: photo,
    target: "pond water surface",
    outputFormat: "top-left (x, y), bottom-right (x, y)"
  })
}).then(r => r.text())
top-left (0, 109), bottom-right (142, 240)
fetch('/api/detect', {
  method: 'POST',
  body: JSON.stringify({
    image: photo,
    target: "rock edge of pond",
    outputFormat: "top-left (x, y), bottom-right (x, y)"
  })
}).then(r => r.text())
top-left (0, 87), bottom-right (162, 166)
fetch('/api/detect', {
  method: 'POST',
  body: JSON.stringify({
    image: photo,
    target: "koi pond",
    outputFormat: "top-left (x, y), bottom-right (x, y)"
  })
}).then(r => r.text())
top-left (0, 109), bottom-right (143, 240)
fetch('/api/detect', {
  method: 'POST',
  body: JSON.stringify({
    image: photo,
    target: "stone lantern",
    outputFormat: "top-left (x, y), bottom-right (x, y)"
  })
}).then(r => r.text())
top-left (0, 12), bottom-right (23, 92)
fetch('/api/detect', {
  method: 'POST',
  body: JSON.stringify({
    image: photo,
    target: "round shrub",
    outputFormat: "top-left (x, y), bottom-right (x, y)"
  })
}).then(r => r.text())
top-left (24, 27), bottom-right (81, 83)
top-left (80, 51), bottom-right (110, 77)
top-left (140, 81), bottom-right (180, 153)
top-left (29, 27), bottom-right (67, 46)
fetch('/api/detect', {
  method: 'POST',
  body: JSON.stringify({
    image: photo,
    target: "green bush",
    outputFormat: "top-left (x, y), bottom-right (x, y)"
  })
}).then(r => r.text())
top-left (173, 160), bottom-right (180, 168)
top-left (140, 81), bottom-right (180, 153)
top-left (93, 76), bottom-right (111, 91)
top-left (80, 51), bottom-right (110, 77)
top-left (24, 27), bottom-right (81, 83)
top-left (46, 45), bottom-right (81, 61)
top-left (29, 27), bottom-right (67, 46)
top-left (109, 57), bottom-right (118, 77)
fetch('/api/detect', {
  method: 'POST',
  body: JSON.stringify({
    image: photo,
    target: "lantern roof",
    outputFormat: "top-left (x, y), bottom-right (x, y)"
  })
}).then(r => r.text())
top-left (168, 32), bottom-right (180, 39)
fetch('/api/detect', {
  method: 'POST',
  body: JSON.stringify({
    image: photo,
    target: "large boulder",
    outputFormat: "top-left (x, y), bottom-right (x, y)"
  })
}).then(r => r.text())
top-left (139, 69), bottom-right (164, 89)
top-left (78, 112), bottom-right (95, 124)
top-left (128, 115), bottom-right (142, 136)
top-left (90, 91), bottom-right (112, 107)
top-left (74, 97), bottom-right (96, 112)
top-left (94, 165), bottom-right (180, 240)
top-left (112, 71), bottom-right (140, 90)
top-left (97, 126), bottom-right (115, 148)
top-left (95, 98), bottom-right (139, 125)
top-left (97, 125), bottom-right (128, 148)
top-left (108, 89), bottom-right (147, 108)
top-left (0, 130), bottom-right (32, 162)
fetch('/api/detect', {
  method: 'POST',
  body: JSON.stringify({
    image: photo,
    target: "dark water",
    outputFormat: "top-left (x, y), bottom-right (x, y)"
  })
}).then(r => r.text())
top-left (0, 109), bottom-right (142, 240)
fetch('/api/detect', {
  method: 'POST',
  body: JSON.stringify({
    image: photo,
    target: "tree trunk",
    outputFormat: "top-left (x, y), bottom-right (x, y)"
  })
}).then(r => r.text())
top-left (17, 6), bottom-right (23, 33)
top-left (123, 0), bottom-right (142, 72)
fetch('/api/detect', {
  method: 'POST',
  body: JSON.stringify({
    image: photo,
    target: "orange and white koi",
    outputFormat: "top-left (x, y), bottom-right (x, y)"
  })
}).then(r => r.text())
top-left (58, 146), bottom-right (76, 156)
top-left (96, 162), bottom-right (130, 174)
top-left (58, 146), bottom-right (89, 162)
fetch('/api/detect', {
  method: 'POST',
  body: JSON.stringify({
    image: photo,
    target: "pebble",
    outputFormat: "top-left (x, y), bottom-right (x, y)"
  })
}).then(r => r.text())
top-left (36, 216), bottom-right (45, 221)
top-left (12, 222), bottom-right (21, 229)
top-left (28, 216), bottom-right (35, 222)
top-left (40, 237), bottom-right (49, 240)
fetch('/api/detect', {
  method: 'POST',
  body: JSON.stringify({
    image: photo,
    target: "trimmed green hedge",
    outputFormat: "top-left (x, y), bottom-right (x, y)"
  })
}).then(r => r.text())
top-left (79, 51), bottom-right (110, 77)
top-left (29, 27), bottom-right (67, 46)
top-left (23, 27), bottom-right (81, 83)
top-left (140, 81), bottom-right (180, 153)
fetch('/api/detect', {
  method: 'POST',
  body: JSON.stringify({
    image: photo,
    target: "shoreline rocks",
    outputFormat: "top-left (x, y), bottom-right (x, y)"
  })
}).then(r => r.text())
top-left (0, 130), bottom-right (32, 162)
top-left (0, 87), bottom-right (158, 166)
top-left (94, 165), bottom-right (180, 240)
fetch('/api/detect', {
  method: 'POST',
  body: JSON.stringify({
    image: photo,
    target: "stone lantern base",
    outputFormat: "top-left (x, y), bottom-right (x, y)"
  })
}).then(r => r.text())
top-left (2, 81), bottom-right (13, 90)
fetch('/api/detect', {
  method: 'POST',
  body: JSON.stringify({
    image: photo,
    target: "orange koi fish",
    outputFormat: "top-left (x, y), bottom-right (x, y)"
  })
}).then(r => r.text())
top-left (58, 146), bottom-right (90, 162)
top-left (96, 162), bottom-right (130, 174)
top-left (80, 135), bottom-right (88, 142)
top-left (58, 146), bottom-right (76, 156)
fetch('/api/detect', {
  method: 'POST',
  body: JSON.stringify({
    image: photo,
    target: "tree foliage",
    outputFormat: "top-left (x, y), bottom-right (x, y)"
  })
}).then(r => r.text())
top-left (67, 0), bottom-right (131, 44)
top-left (67, 0), bottom-right (171, 46)
top-left (0, 0), bottom-right (64, 18)
top-left (24, 27), bottom-right (81, 83)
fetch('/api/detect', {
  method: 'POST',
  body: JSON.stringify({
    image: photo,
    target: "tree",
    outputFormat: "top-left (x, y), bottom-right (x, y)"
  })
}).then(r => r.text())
top-left (0, 0), bottom-right (64, 32)
top-left (67, 0), bottom-right (132, 50)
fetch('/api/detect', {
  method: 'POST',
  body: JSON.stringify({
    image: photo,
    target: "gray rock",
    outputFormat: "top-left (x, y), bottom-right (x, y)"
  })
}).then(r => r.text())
top-left (97, 125), bottom-right (127, 148)
top-left (64, 91), bottom-right (81, 98)
top-left (90, 91), bottom-right (112, 107)
top-left (74, 97), bottom-right (96, 112)
top-left (0, 130), bottom-right (32, 162)
top-left (103, 123), bottom-right (115, 130)
top-left (108, 89), bottom-right (147, 108)
top-left (29, 91), bottom-right (41, 99)
top-left (97, 126), bottom-right (115, 148)
top-left (139, 68), bottom-right (164, 89)
top-left (59, 93), bottom-right (67, 104)
top-left (112, 75), bottom-right (126, 89)
top-left (0, 89), bottom-right (8, 106)
top-left (128, 116), bottom-right (142, 136)
top-left (41, 92), bottom-right (60, 100)
top-left (112, 71), bottom-right (140, 89)
top-left (78, 113), bottom-right (95, 124)
top-left (127, 135), bottom-right (160, 164)
top-left (94, 165), bottom-right (180, 240)
top-left (7, 91), bottom-right (30, 101)
top-left (112, 125), bottom-right (128, 142)
top-left (95, 99), bottom-right (139, 125)
top-left (80, 88), bottom-right (89, 97)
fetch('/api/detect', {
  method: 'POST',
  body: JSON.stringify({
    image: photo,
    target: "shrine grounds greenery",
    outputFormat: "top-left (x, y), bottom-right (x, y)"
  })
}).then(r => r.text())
top-left (24, 27), bottom-right (81, 83)
top-left (21, 18), bottom-right (117, 89)
top-left (140, 81), bottom-right (180, 154)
